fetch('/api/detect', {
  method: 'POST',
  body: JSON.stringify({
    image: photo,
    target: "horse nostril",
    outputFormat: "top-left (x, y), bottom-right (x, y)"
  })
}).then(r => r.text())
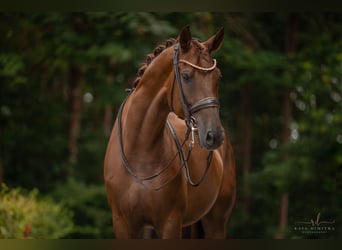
top-left (203, 129), bottom-right (224, 149)
top-left (206, 130), bottom-right (214, 146)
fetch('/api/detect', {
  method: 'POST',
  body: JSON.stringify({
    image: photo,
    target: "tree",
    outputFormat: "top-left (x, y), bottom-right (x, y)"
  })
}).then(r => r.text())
top-left (275, 12), bottom-right (299, 239)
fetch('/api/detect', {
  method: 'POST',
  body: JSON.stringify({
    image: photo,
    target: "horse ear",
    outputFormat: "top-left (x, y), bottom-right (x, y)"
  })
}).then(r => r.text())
top-left (179, 26), bottom-right (192, 52)
top-left (205, 27), bottom-right (224, 53)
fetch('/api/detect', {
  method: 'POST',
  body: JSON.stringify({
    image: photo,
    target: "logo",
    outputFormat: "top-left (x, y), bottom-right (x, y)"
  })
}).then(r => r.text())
top-left (293, 212), bottom-right (335, 235)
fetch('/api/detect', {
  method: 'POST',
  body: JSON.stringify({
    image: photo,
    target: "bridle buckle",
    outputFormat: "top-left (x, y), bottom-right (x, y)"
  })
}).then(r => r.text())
top-left (188, 116), bottom-right (197, 149)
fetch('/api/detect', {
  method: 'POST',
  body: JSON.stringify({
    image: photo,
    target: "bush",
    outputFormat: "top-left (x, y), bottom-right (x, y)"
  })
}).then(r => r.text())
top-left (52, 178), bottom-right (113, 238)
top-left (0, 183), bottom-right (74, 239)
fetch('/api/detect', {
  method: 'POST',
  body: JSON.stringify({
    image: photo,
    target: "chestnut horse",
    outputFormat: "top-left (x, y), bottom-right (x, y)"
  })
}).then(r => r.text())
top-left (104, 26), bottom-right (236, 239)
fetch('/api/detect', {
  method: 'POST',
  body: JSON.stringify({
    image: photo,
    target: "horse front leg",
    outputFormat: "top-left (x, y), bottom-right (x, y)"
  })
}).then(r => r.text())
top-left (200, 190), bottom-right (235, 239)
top-left (182, 221), bottom-right (205, 238)
top-left (200, 216), bottom-right (227, 239)
top-left (112, 215), bottom-right (140, 239)
top-left (157, 216), bottom-right (183, 239)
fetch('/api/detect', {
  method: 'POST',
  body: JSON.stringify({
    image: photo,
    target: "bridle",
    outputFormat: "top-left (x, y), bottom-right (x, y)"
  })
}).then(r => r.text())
top-left (170, 43), bottom-right (220, 129)
top-left (117, 43), bottom-right (220, 190)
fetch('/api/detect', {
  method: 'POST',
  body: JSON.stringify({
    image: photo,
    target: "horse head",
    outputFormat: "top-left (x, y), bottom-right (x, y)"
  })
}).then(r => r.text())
top-left (168, 26), bottom-right (225, 150)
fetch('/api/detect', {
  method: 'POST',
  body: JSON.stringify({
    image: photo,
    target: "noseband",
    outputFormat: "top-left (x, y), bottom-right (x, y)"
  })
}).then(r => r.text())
top-left (170, 43), bottom-right (220, 128)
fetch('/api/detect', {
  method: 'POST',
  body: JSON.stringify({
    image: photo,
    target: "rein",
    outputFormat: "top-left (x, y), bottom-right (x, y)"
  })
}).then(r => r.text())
top-left (117, 43), bottom-right (220, 190)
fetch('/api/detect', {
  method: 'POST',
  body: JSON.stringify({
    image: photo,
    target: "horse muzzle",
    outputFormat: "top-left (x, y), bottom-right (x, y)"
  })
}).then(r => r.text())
top-left (200, 127), bottom-right (224, 150)
top-left (192, 113), bottom-right (224, 150)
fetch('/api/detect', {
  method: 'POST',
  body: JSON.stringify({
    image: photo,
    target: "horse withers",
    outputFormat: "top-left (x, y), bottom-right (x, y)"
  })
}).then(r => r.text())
top-left (104, 26), bottom-right (236, 239)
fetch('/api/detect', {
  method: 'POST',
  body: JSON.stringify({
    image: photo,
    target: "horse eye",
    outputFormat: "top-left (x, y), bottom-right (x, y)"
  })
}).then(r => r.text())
top-left (181, 72), bottom-right (191, 83)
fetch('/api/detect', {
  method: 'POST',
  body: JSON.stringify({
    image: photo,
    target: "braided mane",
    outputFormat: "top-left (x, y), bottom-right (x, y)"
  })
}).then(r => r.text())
top-left (132, 38), bottom-right (178, 87)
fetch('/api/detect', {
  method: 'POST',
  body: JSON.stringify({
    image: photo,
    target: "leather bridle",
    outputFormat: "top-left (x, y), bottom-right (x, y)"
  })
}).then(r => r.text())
top-left (170, 43), bottom-right (220, 129)
top-left (117, 43), bottom-right (220, 190)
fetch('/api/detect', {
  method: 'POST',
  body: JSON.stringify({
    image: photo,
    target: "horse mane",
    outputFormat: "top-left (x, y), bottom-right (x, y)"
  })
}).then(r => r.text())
top-left (131, 37), bottom-right (178, 88)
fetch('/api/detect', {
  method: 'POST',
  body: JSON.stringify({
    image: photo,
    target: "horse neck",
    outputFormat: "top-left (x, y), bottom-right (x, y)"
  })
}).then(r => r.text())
top-left (122, 49), bottom-right (173, 158)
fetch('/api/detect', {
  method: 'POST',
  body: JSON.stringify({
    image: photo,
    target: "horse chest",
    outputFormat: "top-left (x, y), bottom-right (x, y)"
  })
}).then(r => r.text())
top-left (182, 151), bottom-right (224, 224)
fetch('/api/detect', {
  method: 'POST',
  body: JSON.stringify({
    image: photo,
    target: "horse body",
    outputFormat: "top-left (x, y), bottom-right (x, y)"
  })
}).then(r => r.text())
top-left (104, 27), bottom-right (236, 239)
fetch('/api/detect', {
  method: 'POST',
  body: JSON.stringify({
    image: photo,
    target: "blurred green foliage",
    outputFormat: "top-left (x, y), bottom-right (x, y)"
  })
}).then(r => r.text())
top-left (0, 184), bottom-right (73, 239)
top-left (52, 178), bottom-right (113, 238)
